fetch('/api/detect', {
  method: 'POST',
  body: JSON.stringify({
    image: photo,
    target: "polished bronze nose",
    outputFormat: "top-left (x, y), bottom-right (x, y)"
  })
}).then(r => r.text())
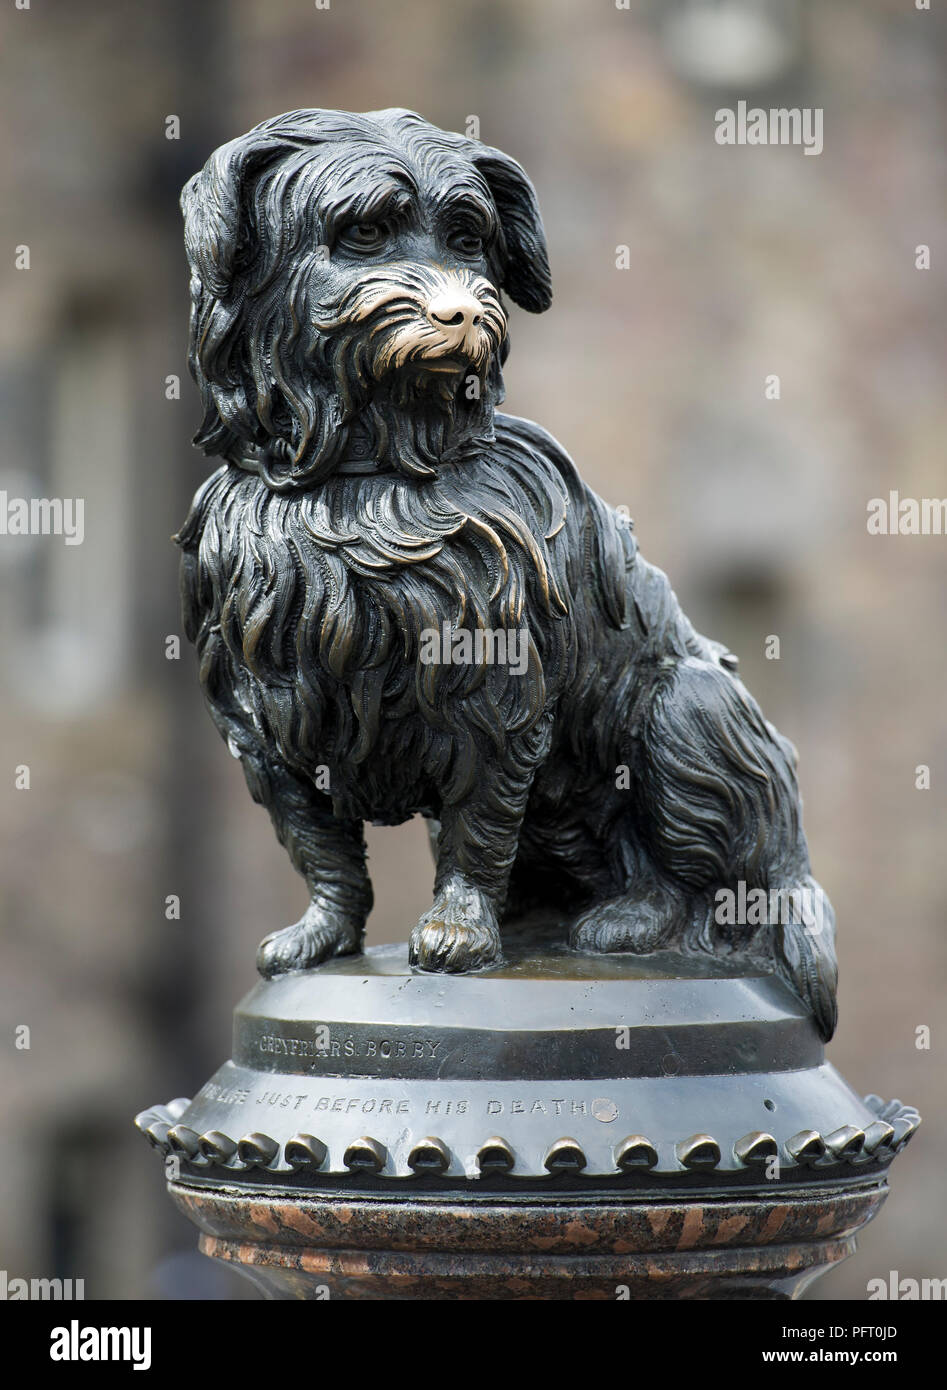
top-left (426, 291), bottom-right (483, 331)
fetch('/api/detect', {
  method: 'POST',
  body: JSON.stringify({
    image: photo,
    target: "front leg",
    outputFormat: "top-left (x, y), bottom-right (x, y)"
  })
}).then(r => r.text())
top-left (239, 751), bottom-right (372, 977)
top-left (410, 735), bottom-right (548, 973)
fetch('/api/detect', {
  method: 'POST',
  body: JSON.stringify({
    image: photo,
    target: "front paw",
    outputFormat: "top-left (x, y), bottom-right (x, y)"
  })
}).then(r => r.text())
top-left (257, 904), bottom-right (362, 978)
top-left (409, 877), bottom-right (501, 973)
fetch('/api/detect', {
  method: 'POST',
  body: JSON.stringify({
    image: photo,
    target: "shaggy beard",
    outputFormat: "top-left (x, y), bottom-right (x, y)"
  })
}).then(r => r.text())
top-left (240, 329), bottom-right (504, 489)
top-left (316, 269), bottom-right (507, 479)
top-left (321, 334), bottom-right (503, 479)
top-left (235, 268), bottom-right (508, 489)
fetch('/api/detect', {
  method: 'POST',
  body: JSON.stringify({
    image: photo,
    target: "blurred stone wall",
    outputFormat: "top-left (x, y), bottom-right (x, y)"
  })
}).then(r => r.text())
top-left (0, 0), bottom-right (943, 1299)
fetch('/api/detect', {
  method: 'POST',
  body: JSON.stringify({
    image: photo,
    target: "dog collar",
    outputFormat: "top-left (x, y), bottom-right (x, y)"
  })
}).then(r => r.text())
top-left (333, 457), bottom-right (388, 475)
top-left (230, 447), bottom-right (391, 482)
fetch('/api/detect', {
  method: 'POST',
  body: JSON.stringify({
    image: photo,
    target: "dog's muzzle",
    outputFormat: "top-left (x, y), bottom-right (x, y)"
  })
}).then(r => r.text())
top-left (314, 265), bottom-right (507, 377)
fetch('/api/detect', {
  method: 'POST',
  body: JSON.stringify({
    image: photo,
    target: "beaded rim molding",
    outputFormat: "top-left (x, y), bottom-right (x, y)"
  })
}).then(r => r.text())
top-left (136, 1093), bottom-right (919, 1183)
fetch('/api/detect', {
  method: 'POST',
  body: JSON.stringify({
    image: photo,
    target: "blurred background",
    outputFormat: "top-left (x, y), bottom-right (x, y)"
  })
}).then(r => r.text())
top-left (0, 0), bottom-right (944, 1300)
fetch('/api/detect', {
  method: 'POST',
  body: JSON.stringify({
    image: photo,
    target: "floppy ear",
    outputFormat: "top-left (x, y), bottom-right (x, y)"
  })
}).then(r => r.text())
top-left (180, 132), bottom-right (296, 298)
top-left (471, 144), bottom-right (552, 313)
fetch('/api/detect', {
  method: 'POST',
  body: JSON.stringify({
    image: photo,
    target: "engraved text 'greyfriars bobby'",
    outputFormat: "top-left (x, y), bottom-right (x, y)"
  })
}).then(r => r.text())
top-left (176, 108), bottom-right (837, 1041)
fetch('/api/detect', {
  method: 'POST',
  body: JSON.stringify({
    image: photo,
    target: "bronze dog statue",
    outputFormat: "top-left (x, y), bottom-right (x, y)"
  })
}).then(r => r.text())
top-left (176, 108), bottom-right (838, 1040)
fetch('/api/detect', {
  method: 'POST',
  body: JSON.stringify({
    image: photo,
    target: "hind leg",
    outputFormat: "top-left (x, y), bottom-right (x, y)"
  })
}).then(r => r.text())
top-left (512, 766), bottom-right (690, 950)
top-left (570, 854), bottom-right (689, 953)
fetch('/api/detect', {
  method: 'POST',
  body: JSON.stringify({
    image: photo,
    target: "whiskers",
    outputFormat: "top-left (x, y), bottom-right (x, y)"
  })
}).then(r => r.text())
top-left (314, 264), bottom-right (506, 378)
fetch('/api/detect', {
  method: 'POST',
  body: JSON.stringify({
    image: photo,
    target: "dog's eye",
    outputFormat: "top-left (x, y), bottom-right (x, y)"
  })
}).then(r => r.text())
top-left (337, 222), bottom-right (388, 252)
top-left (448, 231), bottom-right (484, 257)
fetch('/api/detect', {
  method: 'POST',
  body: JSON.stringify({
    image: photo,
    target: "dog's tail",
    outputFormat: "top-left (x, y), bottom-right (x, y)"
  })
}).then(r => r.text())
top-left (772, 876), bottom-right (838, 1042)
top-left (640, 653), bottom-right (839, 1041)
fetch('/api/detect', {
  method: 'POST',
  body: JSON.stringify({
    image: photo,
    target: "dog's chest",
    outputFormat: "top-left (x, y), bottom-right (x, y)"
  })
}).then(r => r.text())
top-left (273, 526), bottom-right (558, 815)
top-left (197, 457), bottom-right (584, 806)
top-left (278, 474), bottom-right (561, 689)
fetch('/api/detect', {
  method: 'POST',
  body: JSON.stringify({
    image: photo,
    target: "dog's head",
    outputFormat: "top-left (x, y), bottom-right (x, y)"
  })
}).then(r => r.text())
top-left (181, 108), bottom-right (551, 487)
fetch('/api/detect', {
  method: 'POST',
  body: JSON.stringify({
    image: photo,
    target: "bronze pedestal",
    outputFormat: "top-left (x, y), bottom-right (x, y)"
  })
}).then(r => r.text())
top-left (138, 930), bottom-right (917, 1300)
